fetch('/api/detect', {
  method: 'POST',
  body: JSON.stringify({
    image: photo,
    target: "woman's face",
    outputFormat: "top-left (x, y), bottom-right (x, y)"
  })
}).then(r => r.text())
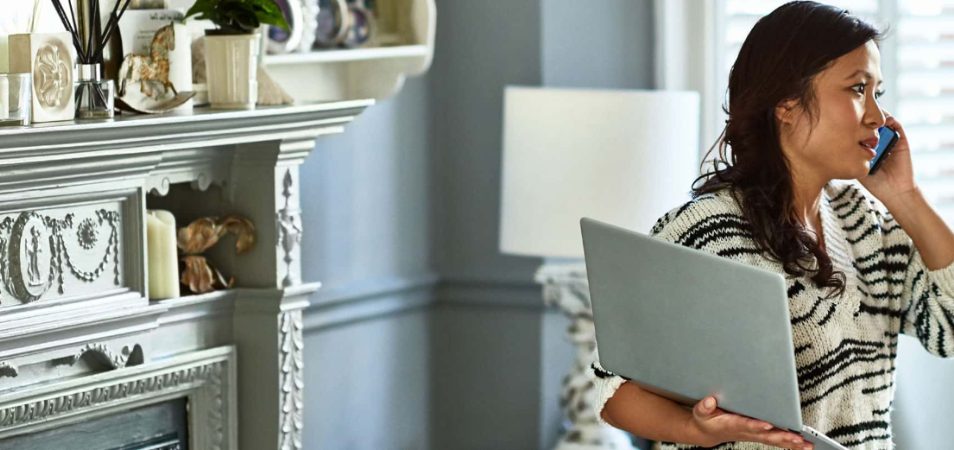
top-left (779, 40), bottom-right (887, 182)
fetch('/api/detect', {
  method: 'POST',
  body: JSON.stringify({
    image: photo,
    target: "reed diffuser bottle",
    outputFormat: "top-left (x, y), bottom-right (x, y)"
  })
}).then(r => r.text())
top-left (74, 0), bottom-right (112, 118)
top-left (75, 63), bottom-right (113, 119)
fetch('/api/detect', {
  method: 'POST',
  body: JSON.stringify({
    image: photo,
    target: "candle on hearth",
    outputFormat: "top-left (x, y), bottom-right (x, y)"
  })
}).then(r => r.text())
top-left (146, 209), bottom-right (180, 299)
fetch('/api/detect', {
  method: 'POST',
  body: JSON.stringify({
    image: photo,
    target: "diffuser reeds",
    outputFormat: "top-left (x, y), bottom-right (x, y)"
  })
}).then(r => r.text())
top-left (49, 0), bottom-right (132, 64)
top-left (48, 0), bottom-right (131, 118)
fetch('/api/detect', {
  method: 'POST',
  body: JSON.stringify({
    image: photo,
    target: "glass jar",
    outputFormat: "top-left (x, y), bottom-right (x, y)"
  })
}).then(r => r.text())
top-left (0, 73), bottom-right (32, 127)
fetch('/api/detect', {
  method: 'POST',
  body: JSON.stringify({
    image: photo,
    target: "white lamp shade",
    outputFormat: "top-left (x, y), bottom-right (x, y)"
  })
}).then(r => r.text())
top-left (499, 86), bottom-right (700, 258)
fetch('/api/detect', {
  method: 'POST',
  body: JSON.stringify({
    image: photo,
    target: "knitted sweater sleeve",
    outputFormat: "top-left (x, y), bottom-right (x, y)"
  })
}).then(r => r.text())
top-left (589, 193), bottom-right (754, 424)
top-left (590, 348), bottom-right (629, 425)
top-left (880, 209), bottom-right (954, 357)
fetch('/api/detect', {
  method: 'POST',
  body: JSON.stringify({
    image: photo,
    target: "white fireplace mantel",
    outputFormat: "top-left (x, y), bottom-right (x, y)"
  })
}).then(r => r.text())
top-left (0, 101), bottom-right (372, 450)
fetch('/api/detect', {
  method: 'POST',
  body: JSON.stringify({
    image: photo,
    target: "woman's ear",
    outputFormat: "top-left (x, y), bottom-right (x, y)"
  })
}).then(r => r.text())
top-left (775, 98), bottom-right (800, 126)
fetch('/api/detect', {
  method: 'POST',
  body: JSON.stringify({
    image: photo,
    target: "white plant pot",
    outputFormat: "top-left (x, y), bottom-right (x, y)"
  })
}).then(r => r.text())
top-left (204, 33), bottom-right (259, 109)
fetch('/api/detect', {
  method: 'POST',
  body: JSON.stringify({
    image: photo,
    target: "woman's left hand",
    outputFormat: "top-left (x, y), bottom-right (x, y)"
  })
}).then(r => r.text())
top-left (859, 113), bottom-right (919, 203)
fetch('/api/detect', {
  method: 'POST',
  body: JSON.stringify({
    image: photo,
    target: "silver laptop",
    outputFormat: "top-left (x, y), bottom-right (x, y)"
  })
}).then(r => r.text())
top-left (580, 217), bottom-right (848, 450)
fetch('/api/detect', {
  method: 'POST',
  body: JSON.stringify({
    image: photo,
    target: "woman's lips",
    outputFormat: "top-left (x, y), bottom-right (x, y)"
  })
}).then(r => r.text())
top-left (861, 137), bottom-right (879, 148)
top-left (859, 142), bottom-right (877, 157)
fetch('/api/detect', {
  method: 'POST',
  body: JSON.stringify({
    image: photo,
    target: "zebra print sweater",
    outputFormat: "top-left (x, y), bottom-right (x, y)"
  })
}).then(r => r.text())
top-left (591, 181), bottom-right (954, 450)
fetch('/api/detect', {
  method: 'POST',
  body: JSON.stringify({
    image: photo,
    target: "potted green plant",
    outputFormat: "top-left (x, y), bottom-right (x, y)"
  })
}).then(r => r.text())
top-left (186, 0), bottom-right (289, 109)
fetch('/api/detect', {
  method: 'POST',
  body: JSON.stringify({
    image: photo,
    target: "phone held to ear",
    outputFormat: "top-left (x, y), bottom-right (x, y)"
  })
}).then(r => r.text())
top-left (869, 126), bottom-right (900, 175)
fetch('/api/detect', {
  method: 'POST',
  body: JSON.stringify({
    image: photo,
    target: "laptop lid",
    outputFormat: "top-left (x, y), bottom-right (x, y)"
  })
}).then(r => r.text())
top-left (580, 217), bottom-right (804, 431)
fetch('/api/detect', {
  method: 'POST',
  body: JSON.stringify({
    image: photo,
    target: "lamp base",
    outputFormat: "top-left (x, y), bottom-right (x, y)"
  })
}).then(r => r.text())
top-left (556, 422), bottom-right (638, 450)
top-left (536, 261), bottom-right (638, 450)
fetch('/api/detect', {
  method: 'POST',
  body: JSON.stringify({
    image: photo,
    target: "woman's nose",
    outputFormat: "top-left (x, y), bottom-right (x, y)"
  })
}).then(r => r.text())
top-left (865, 97), bottom-right (886, 128)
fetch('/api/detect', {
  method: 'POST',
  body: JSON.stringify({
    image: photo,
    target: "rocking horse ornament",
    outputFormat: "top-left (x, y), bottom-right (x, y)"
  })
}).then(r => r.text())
top-left (119, 23), bottom-right (177, 98)
top-left (116, 23), bottom-right (195, 113)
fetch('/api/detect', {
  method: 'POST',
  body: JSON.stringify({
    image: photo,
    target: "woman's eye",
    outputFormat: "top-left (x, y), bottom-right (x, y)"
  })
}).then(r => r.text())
top-left (851, 83), bottom-right (884, 99)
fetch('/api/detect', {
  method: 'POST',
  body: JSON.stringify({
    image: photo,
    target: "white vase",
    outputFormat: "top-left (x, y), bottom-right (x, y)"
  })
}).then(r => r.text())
top-left (204, 33), bottom-right (259, 109)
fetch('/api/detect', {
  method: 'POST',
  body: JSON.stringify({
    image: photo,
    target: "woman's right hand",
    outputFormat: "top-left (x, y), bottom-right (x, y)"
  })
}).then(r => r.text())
top-left (689, 396), bottom-right (814, 450)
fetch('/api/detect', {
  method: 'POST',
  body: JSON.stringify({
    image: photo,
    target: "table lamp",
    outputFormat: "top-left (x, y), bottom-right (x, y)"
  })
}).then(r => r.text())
top-left (499, 86), bottom-right (700, 449)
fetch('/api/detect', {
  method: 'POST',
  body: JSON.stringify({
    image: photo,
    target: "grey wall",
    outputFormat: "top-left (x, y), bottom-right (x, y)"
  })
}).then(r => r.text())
top-left (429, 0), bottom-right (655, 449)
top-left (304, 309), bottom-right (431, 449)
top-left (426, 0), bottom-right (548, 447)
top-left (300, 74), bottom-right (438, 450)
top-left (301, 76), bottom-right (433, 287)
top-left (428, 0), bottom-right (543, 284)
top-left (541, 0), bottom-right (654, 89)
top-left (298, 0), bottom-right (655, 448)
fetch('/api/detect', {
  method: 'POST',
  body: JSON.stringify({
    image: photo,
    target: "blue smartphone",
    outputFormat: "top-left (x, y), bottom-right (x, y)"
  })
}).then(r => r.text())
top-left (869, 126), bottom-right (900, 175)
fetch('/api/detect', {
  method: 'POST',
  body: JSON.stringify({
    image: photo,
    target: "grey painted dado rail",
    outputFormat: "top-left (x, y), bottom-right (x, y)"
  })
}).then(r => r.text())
top-left (0, 101), bottom-right (371, 450)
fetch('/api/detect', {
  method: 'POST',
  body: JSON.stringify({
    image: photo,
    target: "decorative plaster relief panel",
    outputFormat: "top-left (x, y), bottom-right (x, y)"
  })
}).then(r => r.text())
top-left (278, 169), bottom-right (303, 288)
top-left (0, 202), bottom-right (127, 306)
top-left (278, 310), bottom-right (304, 449)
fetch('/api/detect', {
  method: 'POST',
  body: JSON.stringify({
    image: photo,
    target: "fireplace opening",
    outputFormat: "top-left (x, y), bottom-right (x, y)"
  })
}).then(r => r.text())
top-left (0, 397), bottom-right (189, 450)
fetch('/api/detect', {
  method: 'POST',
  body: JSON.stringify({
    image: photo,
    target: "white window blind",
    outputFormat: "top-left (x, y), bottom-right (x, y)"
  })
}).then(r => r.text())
top-left (717, 1), bottom-right (954, 222)
top-left (896, 0), bottom-right (954, 218)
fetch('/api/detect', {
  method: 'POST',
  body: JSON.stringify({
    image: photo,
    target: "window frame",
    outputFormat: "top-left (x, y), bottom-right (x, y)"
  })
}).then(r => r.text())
top-left (659, 0), bottom-right (905, 159)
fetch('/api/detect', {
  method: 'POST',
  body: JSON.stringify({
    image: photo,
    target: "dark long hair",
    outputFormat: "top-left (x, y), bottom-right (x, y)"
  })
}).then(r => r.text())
top-left (694, 1), bottom-right (882, 297)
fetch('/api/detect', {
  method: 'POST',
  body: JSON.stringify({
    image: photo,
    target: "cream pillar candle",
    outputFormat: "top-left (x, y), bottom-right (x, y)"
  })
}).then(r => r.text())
top-left (146, 209), bottom-right (180, 299)
top-left (0, 76), bottom-right (8, 120)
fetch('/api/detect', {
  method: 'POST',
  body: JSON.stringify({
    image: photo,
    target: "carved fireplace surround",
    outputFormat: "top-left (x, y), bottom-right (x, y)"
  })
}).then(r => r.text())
top-left (0, 101), bottom-right (371, 450)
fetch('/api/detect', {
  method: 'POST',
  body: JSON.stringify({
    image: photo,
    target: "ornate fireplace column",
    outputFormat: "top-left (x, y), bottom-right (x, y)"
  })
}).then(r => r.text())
top-left (225, 134), bottom-right (328, 450)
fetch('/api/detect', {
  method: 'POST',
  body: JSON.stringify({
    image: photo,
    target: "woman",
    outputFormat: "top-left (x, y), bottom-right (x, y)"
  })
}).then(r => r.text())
top-left (592, 2), bottom-right (954, 449)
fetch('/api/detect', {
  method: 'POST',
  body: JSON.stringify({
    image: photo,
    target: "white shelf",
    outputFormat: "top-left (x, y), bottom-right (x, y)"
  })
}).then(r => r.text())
top-left (262, 0), bottom-right (435, 102)
top-left (265, 45), bottom-right (429, 65)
